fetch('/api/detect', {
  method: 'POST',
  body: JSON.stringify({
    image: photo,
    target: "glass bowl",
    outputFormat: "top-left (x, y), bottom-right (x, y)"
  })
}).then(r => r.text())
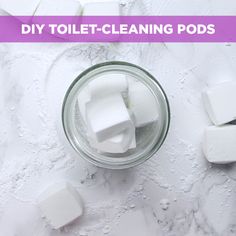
top-left (62, 61), bottom-right (170, 169)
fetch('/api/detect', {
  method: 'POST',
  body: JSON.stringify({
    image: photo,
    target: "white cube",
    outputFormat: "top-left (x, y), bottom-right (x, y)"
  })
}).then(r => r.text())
top-left (86, 94), bottom-right (133, 142)
top-left (129, 133), bottom-right (136, 150)
top-left (38, 182), bottom-right (83, 229)
top-left (203, 125), bottom-right (236, 164)
top-left (128, 110), bottom-right (136, 150)
top-left (0, 0), bottom-right (40, 16)
top-left (89, 129), bottom-right (135, 153)
top-left (128, 82), bottom-right (159, 127)
top-left (88, 74), bottom-right (128, 99)
top-left (88, 109), bottom-right (136, 153)
top-left (202, 81), bottom-right (236, 126)
top-left (83, 1), bottom-right (120, 16)
top-left (34, 0), bottom-right (82, 16)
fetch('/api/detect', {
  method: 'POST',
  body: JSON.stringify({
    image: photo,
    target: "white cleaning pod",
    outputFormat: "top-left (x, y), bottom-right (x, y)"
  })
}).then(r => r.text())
top-left (38, 182), bottom-right (83, 229)
top-left (86, 94), bottom-right (134, 142)
top-left (203, 125), bottom-right (236, 164)
top-left (202, 81), bottom-right (236, 125)
top-left (34, 0), bottom-right (82, 16)
top-left (83, 1), bottom-right (120, 16)
top-left (89, 129), bottom-right (135, 154)
top-left (128, 82), bottom-right (159, 127)
top-left (0, 0), bottom-right (40, 16)
top-left (88, 110), bottom-right (136, 153)
top-left (88, 74), bottom-right (128, 99)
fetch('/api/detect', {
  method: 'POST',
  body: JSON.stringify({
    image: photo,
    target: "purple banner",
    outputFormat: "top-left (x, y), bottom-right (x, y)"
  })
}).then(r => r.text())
top-left (0, 16), bottom-right (236, 42)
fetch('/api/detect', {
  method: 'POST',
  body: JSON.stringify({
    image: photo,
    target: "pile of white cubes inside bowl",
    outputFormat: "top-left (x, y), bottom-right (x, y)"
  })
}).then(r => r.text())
top-left (37, 74), bottom-right (159, 229)
top-left (202, 81), bottom-right (236, 164)
top-left (78, 73), bottom-right (159, 154)
top-left (0, 0), bottom-right (121, 18)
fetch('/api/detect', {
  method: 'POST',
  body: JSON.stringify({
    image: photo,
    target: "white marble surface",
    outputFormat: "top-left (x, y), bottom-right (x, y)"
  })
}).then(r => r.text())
top-left (1, 0), bottom-right (236, 235)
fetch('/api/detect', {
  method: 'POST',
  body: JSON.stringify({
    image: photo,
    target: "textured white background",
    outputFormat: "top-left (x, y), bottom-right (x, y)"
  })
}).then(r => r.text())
top-left (1, 0), bottom-right (236, 235)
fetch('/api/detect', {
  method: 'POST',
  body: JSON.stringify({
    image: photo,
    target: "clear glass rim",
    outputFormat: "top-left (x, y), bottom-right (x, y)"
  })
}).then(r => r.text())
top-left (62, 61), bottom-right (171, 169)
